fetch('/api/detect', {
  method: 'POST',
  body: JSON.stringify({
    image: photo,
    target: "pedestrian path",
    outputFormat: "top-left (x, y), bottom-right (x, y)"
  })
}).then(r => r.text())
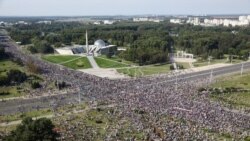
top-left (87, 55), bottom-right (99, 69)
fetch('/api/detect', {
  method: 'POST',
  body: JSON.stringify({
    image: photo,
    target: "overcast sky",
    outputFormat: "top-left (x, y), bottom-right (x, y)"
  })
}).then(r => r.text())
top-left (0, 0), bottom-right (250, 16)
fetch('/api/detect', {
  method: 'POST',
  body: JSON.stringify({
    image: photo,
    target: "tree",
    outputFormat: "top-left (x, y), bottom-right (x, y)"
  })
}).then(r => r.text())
top-left (26, 60), bottom-right (41, 74)
top-left (35, 41), bottom-right (54, 54)
top-left (4, 117), bottom-right (58, 141)
top-left (7, 70), bottom-right (27, 84)
top-left (0, 47), bottom-right (9, 60)
top-left (31, 81), bottom-right (41, 89)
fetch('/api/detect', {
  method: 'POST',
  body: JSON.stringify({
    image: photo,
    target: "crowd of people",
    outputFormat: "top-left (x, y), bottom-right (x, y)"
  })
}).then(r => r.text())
top-left (1, 42), bottom-right (250, 140)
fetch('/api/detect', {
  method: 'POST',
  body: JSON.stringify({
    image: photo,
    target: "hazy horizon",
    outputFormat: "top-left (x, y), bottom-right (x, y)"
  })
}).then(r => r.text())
top-left (0, 0), bottom-right (250, 16)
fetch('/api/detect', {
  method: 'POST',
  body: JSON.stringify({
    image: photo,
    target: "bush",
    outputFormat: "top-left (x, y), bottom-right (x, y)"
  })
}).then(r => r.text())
top-left (29, 41), bottom-right (54, 54)
top-left (55, 81), bottom-right (67, 90)
top-left (198, 87), bottom-right (206, 92)
top-left (177, 64), bottom-right (184, 69)
top-left (0, 91), bottom-right (10, 96)
top-left (26, 60), bottom-right (41, 74)
top-left (170, 65), bottom-right (175, 70)
top-left (27, 46), bottom-right (38, 53)
top-left (95, 120), bottom-right (103, 124)
top-left (7, 69), bottom-right (27, 84)
top-left (76, 61), bottom-right (84, 67)
top-left (0, 76), bottom-right (9, 86)
top-left (31, 82), bottom-right (41, 89)
top-left (3, 117), bottom-right (59, 141)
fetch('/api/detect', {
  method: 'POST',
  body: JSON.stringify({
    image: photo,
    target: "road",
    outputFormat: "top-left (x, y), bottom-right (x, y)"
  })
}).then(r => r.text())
top-left (0, 61), bottom-right (250, 116)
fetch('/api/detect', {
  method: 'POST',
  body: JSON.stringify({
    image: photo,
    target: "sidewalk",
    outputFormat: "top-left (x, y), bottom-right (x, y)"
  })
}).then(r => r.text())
top-left (87, 55), bottom-right (99, 69)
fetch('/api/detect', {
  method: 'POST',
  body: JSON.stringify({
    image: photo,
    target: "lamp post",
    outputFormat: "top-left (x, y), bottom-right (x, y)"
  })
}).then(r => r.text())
top-left (210, 69), bottom-right (213, 83)
top-left (241, 63), bottom-right (244, 76)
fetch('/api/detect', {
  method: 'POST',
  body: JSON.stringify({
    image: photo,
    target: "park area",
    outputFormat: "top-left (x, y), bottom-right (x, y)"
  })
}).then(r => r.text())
top-left (41, 55), bottom-right (194, 78)
top-left (94, 57), bottom-right (130, 68)
top-left (117, 62), bottom-right (190, 77)
top-left (0, 59), bottom-right (44, 99)
top-left (0, 59), bottom-right (26, 98)
top-left (210, 72), bottom-right (250, 109)
top-left (42, 55), bottom-right (92, 69)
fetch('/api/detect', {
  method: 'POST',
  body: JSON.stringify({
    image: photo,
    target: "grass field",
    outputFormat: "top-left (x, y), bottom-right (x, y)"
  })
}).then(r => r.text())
top-left (98, 55), bottom-right (136, 65)
top-left (193, 58), bottom-right (243, 67)
top-left (0, 87), bottom-right (23, 99)
top-left (0, 59), bottom-right (24, 76)
top-left (42, 55), bottom-right (79, 64)
top-left (193, 59), bottom-right (228, 67)
top-left (0, 109), bottom-right (52, 123)
top-left (0, 59), bottom-right (26, 98)
top-left (117, 62), bottom-right (190, 77)
top-left (211, 72), bottom-right (250, 108)
top-left (94, 57), bottom-right (130, 68)
top-left (42, 55), bottom-right (92, 69)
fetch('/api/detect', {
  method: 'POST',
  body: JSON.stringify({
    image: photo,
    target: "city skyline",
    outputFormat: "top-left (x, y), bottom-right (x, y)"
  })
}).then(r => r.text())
top-left (0, 0), bottom-right (250, 16)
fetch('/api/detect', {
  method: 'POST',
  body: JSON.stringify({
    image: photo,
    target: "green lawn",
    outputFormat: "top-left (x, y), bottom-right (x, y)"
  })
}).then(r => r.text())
top-left (0, 59), bottom-right (43, 99)
top-left (211, 72), bottom-right (250, 108)
top-left (0, 87), bottom-right (23, 99)
top-left (117, 64), bottom-right (170, 77)
top-left (94, 57), bottom-right (130, 68)
top-left (98, 55), bottom-right (136, 65)
top-left (193, 59), bottom-right (227, 67)
top-left (42, 55), bottom-right (91, 69)
top-left (194, 58), bottom-right (244, 67)
top-left (0, 109), bottom-right (52, 123)
top-left (42, 55), bottom-right (81, 64)
top-left (117, 63), bottom-right (190, 77)
top-left (0, 59), bottom-right (24, 76)
top-left (211, 72), bottom-right (250, 89)
top-left (61, 57), bottom-right (92, 69)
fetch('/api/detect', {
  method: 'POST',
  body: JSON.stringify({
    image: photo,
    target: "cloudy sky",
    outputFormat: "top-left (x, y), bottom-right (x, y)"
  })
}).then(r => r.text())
top-left (0, 0), bottom-right (249, 16)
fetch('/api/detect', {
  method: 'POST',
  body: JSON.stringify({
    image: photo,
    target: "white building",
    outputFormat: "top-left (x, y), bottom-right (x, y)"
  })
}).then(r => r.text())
top-left (170, 19), bottom-right (182, 24)
top-left (93, 21), bottom-right (101, 25)
top-left (133, 17), bottom-right (149, 22)
top-left (37, 21), bottom-right (52, 24)
top-left (248, 15), bottom-right (250, 21)
top-left (186, 17), bottom-right (201, 25)
top-left (133, 17), bottom-right (163, 23)
top-left (239, 16), bottom-right (247, 21)
top-left (103, 20), bottom-right (114, 25)
top-left (55, 31), bottom-right (117, 56)
top-left (16, 21), bottom-right (29, 25)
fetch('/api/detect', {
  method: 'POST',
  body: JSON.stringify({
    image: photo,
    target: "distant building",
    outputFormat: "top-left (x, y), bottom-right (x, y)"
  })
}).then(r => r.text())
top-left (133, 17), bottom-right (163, 23)
top-left (37, 21), bottom-right (52, 24)
top-left (93, 21), bottom-right (101, 25)
top-left (175, 51), bottom-right (194, 59)
top-left (133, 17), bottom-right (149, 22)
top-left (170, 19), bottom-right (182, 24)
top-left (171, 15), bottom-right (250, 27)
top-left (186, 17), bottom-right (201, 25)
top-left (16, 21), bottom-right (29, 25)
top-left (103, 20), bottom-right (114, 25)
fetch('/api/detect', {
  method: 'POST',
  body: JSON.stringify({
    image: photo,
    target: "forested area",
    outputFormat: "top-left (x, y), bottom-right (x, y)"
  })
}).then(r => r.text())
top-left (6, 21), bottom-right (250, 65)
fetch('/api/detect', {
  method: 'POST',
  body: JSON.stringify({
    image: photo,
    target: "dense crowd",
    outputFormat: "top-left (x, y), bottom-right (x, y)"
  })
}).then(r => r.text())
top-left (2, 42), bottom-right (250, 140)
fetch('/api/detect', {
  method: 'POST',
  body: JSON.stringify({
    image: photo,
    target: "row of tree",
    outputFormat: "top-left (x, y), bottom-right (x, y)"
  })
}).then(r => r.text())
top-left (7, 21), bottom-right (250, 64)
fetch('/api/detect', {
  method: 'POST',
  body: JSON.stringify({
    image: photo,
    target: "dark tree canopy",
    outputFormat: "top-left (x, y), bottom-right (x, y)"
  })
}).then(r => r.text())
top-left (7, 70), bottom-right (27, 84)
top-left (7, 21), bottom-right (250, 63)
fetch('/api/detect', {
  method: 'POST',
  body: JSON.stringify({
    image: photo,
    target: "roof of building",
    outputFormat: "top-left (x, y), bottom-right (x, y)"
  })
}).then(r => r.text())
top-left (94, 39), bottom-right (106, 47)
